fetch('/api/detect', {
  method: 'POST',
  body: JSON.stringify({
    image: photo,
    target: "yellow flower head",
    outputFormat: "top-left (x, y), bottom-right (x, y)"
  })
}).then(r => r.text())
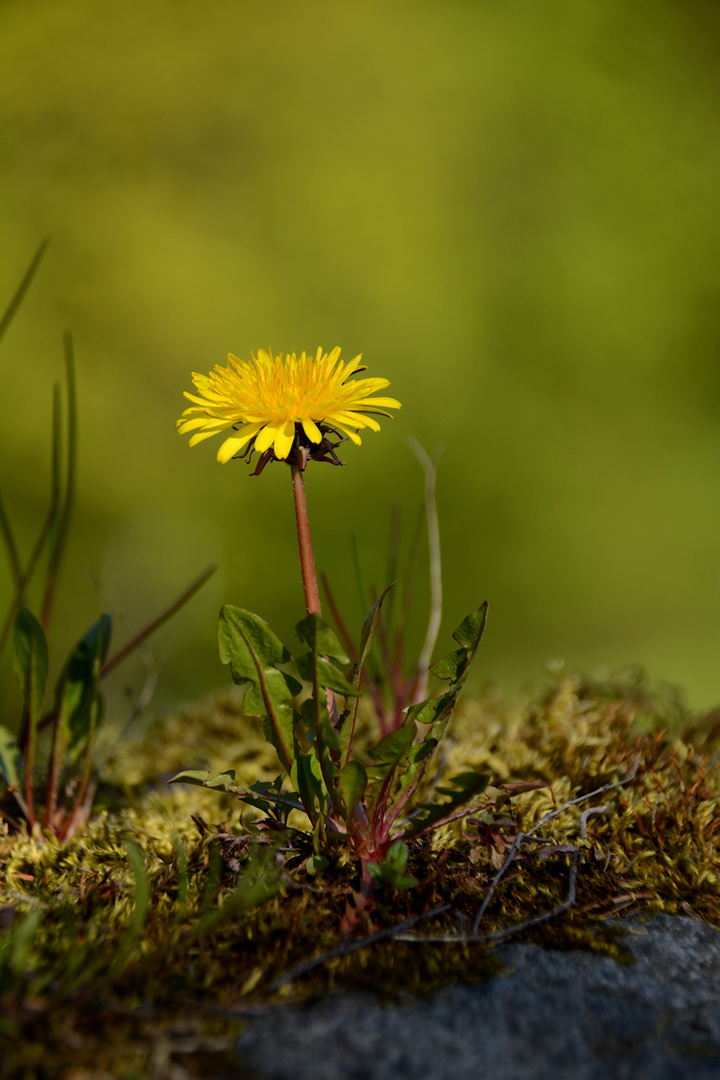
top-left (177, 347), bottom-right (401, 469)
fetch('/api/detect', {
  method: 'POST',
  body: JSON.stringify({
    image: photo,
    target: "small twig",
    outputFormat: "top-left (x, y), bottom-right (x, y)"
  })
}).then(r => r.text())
top-left (400, 853), bottom-right (580, 946)
top-left (472, 763), bottom-right (639, 934)
top-left (471, 831), bottom-right (526, 934)
top-left (580, 803), bottom-right (609, 839)
top-left (269, 903), bottom-right (451, 990)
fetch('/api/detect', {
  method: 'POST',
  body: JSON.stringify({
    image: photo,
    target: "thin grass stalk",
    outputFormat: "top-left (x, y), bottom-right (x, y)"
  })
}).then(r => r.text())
top-left (408, 439), bottom-right (443, 703)
top-left (42, 336), bottom-right (77, 631)
top-left (0, 493), bottom-right (22, 590)
top-left (0, 481), bottom-right (61, 664)
top-left (100, 563), bottom-right (217, 679)
top-left (0, 239), bottom-right (48, 342)
top-left (33, 565), bottom-right (216, 739)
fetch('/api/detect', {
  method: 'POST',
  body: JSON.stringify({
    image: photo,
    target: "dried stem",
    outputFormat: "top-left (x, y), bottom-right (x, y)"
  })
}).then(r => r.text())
top-left (269, 903), bottom-right (451, 989)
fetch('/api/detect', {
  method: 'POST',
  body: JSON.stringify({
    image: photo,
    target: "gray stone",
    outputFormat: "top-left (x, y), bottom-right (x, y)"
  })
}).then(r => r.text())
top-left (233, 915), bottom-right (720, 1080)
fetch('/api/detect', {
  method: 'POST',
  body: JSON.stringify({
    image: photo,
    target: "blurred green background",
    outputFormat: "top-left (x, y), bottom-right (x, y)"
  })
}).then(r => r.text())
top-left (2, 0), bottom-right (720, 730)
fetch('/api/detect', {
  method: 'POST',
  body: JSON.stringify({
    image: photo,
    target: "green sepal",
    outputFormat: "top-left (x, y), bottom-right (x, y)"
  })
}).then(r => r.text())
top-left (218, 606), bottom-right (301, 773)
top-left (337, 759), bottom-right (367, 824)
top-left (0, 725), bottom-right (22, 789)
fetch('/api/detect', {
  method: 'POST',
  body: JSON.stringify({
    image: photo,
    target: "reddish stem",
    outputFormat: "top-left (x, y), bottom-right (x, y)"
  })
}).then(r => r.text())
top-left (291, 465), bottom-right (322, 616)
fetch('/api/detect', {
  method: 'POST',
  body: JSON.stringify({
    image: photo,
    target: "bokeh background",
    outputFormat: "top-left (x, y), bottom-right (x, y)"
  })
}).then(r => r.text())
top-left (2, 0), bottom-right (720, 730)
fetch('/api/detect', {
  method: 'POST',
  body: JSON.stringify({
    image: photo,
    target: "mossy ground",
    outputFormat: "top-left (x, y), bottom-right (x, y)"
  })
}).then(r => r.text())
top-left (1, 668), bottom-right (719, 1078)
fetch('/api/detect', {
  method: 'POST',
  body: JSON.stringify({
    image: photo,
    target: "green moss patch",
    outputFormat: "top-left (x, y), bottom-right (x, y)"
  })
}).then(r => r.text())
top-left (1, 670), bottom-right (719, 1077)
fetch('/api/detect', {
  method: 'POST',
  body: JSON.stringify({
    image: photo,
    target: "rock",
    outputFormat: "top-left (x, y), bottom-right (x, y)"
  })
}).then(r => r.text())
top-left (233, 914), bottom-right (720, 1080)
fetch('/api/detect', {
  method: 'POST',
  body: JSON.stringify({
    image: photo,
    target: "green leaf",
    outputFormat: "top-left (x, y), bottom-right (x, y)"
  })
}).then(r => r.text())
top-left (305, 855), bottom-right (330, 877)
top-left (452, 603), bottom-right (488, 651)
top-left (295, 613), bottom-right (359, 697)
top-left (429, 648), bottom-right (467, 683)
top-left (430, 602), bottom-right (488, 687)
top-left (244, 779), bottom-right (305, 816)
top-left (401, 771), bottom-right (490, 839)
top-left (169, 768), bottom-right (238, 791)
top-left (366, 841), bottom-right (418, 890)
top-left (169, 768), bottom-right (214, 786)
top-left (337, 760), bottom-right (367, 823)
top-left (364, 724), bottom-right (417, 815)
top-left (295, 614), bottom-right (349, 664)
top-left (348, 582), bottom-right (396, 690)
top-left (13, 609), bottom-right (48, 726)
top-left (290, 752), bottom-right (326, 821)
top-left (404, 691), bottom-right (455, 728)
top-left (296, 652), bottom-right (359, 696)
top-left (0, 725), bottom-right (22, 788)
top-left (63, 615), bottom-right (112, 764)
top-left (366, 723), bottom-right (416, 769)
top-left (218, 606), bottom-right (302, 773)
top-left (300, 697), bottom-right (341, 753)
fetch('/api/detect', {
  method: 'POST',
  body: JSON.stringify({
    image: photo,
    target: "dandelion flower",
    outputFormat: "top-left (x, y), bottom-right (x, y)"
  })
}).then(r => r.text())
top-left (177, 347), bottom-right (401, 468)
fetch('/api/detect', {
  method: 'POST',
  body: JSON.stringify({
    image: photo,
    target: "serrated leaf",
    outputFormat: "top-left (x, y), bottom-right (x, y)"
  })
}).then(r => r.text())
top-left (170, 769), bottom-right (229, 788)
top-left (205, 770), bottom-right (237, 790)
top-left (0, 724), bottom-right (22, 788)
top-left (218, 606), bottom-right (301, 773)
top-left (295, 652), bottom-right (359, 696)
top-left (404, 691), bottom-right (455, 728)
top-left (452, 602), bottom-right (488, 651)
top-left (430, 602), bottom-right (488, 687)
top-left (430, 647), bottom-right (467, 683)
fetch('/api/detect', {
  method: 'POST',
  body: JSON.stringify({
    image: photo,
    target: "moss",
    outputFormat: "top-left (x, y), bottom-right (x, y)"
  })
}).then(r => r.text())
top-left (1, 670), bottom-right (719, 1076)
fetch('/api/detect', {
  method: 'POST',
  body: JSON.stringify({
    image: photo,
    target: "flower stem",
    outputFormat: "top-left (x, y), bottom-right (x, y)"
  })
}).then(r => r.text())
top-left (291, 465), bottom-right (322, 615)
